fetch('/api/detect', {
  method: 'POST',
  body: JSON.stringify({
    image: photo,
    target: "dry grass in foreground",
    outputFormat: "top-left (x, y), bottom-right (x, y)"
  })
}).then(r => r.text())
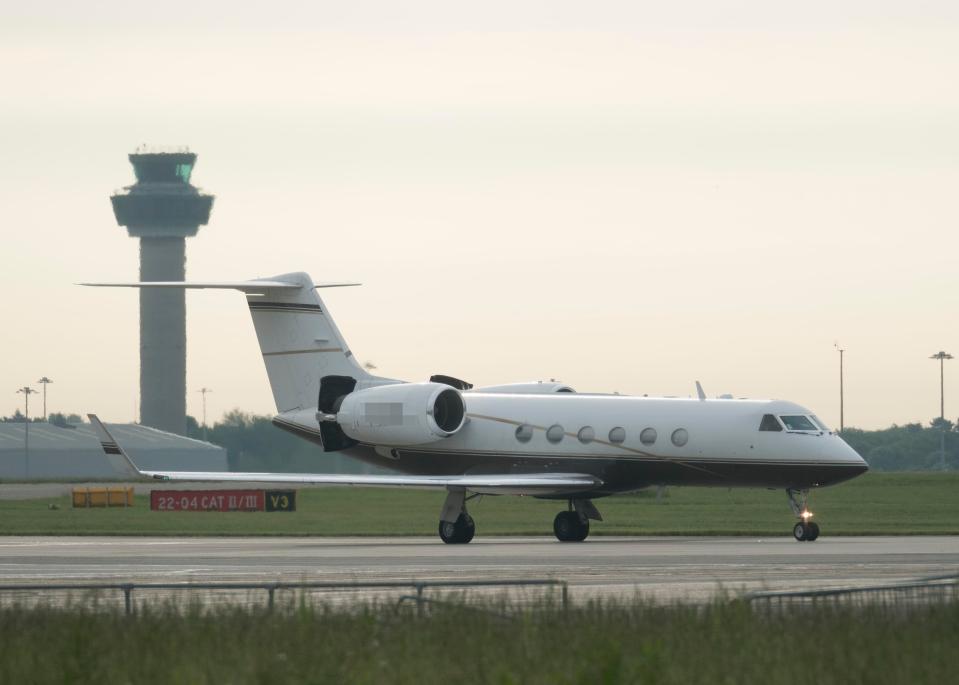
top-left (0, 596), bottom-right (955, 684)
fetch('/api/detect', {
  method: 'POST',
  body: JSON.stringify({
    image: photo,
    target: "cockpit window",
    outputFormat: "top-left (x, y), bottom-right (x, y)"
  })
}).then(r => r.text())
top-left (780, 415), bottom-right (818, 431)
top-left (811, 415), bottom-right (830, 432)
top-left (759, 414), bottom-right (783, 432)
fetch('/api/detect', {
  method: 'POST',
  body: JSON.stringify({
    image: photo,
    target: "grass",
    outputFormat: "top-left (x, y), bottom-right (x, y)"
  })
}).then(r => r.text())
top-left (0, 599), bottom-right (956, 684)
top-left (0, 472), bottom-right (957, 536)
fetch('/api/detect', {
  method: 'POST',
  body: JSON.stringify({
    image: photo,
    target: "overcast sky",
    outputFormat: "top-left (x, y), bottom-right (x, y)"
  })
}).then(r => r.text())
top-left (2, 1), bottom-right (958, 429)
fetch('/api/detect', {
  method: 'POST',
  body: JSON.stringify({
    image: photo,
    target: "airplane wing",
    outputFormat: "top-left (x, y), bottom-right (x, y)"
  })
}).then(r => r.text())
top-left (88, 415), bottom-right (602, 496)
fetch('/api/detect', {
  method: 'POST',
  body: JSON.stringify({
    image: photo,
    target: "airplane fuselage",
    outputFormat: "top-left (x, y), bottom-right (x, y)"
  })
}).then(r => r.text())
top-left (274, 392), bottom-right (867, 497)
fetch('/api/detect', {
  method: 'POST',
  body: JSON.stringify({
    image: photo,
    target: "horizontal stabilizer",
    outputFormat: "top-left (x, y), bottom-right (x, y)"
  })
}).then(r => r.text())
top-left (79, 280), bottom-right (361, 292)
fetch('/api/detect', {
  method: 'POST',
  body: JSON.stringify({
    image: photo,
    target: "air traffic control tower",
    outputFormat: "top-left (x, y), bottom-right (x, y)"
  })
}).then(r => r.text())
top-left (111, 149), bottom-right (215, 435)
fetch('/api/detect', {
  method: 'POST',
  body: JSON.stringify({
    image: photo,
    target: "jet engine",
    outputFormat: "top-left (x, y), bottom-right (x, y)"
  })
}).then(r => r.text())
top-left (335, 382), bottom-right (467, 446)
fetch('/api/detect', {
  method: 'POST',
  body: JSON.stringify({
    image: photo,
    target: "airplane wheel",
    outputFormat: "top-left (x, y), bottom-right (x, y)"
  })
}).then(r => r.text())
top-left (553, 511), bottom-right (576, 541)
top-left (439, 513), bottom-right (475, 544)
top-left (554, 511), bottom-right (589, 542)
top-left (572, 518), bottom-right (589, 542)
top-left (459, 514), bottom-right (476, 543)
top-left (793, 521), bottom-right (819, 542)
top-left (792, 521), bottom-right (821, 542)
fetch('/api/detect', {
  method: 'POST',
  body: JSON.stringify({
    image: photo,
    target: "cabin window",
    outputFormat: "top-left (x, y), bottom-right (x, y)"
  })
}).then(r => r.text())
top-left (546, 424), bottom-right (565, 443)
top-left (515, 424), bottom-right (533, 443)
top-left (608, 427), bottom-right (626, 444)
top-left (640, 427), bottom-right (657, 445)
top-left (577, 426), bottom-right (595, 444)
top-left (759, 414), bottom-right (783, 432)
top-left (671, 428), bottom-right (689, 447)
top-left (780, 415), bottom-right (818, 431)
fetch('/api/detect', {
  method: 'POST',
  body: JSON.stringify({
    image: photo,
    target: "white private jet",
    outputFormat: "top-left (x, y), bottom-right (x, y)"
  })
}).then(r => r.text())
top-left (85, 272), bottom-right (867, 544)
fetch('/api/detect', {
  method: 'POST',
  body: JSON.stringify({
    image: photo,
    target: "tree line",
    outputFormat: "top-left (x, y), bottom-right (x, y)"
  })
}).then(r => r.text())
top-left (841, 419), bottom-right (956, 471)
top-left (4, 408), bottom-right (957, 472)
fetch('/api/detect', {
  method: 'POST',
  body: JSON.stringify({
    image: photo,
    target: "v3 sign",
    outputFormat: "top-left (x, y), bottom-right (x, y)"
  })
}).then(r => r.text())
top-left (265, 490), bottom-right (296, 512)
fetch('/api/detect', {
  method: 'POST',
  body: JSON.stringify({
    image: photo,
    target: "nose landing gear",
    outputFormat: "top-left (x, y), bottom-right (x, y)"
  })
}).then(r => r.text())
top-left (787, 488), bottom-right (820, 542)
top-left (793, 520), bottom-right (820, 542)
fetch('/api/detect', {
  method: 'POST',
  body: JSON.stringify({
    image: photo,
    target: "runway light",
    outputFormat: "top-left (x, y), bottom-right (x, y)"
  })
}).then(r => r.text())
top-left (801, 510), bottom-right (814, 520)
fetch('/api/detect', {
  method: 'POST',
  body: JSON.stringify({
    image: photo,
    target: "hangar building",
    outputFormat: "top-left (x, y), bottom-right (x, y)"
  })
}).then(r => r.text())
top-left (0, 422), bottom-right (227, 479)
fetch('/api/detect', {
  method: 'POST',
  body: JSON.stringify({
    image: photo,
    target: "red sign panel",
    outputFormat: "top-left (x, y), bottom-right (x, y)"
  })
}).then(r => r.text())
top-left (151, 489), bottom-right (265, 512)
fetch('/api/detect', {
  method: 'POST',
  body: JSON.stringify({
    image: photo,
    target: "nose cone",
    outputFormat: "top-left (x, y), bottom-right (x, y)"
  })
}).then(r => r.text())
top-left (825, 434), bottom-right (869, 483)
top-left (840, 435), bottom-right (868, 468)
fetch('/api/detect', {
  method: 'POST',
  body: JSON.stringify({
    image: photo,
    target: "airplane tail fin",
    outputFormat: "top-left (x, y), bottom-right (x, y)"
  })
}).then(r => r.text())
top-left (81, 272), bottom-right (373, 413)
top-left (242, 272), bottom-right (373, 412)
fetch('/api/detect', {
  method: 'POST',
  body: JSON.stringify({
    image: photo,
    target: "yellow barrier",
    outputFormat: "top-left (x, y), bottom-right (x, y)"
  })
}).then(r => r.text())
top-left (72, 487), bottom-right (134, 508)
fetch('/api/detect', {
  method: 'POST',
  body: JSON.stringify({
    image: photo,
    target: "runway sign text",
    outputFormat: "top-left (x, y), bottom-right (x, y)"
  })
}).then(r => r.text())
top-left (150, 489), bottom-right (297, 512)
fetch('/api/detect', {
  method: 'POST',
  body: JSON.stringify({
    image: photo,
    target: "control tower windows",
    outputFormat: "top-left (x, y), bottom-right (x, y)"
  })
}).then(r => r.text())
top-left (175, 163), bottom-right (193, 183)
top-left (128, 152), bottom-right (198, 184)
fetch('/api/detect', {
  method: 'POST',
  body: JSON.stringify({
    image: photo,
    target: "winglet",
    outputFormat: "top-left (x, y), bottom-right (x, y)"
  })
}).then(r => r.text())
top-left (87, 414), bottom-right (152, 479)
top-left (695, 381), bottom-right (706, 401)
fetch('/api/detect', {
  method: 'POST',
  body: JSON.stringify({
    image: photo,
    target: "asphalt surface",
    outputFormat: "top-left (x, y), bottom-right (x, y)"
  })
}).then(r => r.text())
top-left (0, 535), bottom-right (956, 604)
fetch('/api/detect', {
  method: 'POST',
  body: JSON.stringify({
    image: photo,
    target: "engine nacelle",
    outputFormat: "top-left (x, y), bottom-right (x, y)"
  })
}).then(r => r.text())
top-left (336, 382), bottom-right (467, 446)
top-left (473, 381), bottom-right (575, 394)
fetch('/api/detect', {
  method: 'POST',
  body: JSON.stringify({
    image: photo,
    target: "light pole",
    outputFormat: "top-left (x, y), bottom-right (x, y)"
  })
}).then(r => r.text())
top-left (930, 351), bottom-right (953, 422)
top-left (37, 377), bottom-right (52, 421)
top-left (197, 387), bottom-right (213, 441)
top-left (16, 387), bottom-right (38, 478)
top-left (930, 351), bottom-right (953, 470)
top-left (834, 344), bottom-right (845, 433)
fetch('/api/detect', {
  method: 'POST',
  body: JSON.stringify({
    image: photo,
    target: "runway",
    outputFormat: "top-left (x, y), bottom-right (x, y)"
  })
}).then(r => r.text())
top-left (0, 535), bottom-right (957, 603)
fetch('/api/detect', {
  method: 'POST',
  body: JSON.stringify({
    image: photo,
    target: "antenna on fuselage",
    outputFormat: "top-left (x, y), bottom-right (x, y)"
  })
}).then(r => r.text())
top-left (695, 381), bottom-right (707, 401)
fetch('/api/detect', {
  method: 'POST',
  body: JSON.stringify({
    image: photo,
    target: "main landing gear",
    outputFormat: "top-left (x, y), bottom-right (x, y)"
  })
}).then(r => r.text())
top-left (553, 511), bottom-right (588, 542)
top-left (787, 488), bottom-right (820, 542)
top-left (553, 499), bottom-right (602, 542)
top-left (436, 490), bottom-right (604, 544)
top-left (438, 489), bottom-right (476, 545)
top-left (438, 512), bottom-right (475, 544)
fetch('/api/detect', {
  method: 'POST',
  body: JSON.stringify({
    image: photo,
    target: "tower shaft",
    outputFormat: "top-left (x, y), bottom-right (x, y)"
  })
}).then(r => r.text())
top-left (111, 148), bottom-right (214, 436)
top-left (139, 237), bottom-right (187, 435)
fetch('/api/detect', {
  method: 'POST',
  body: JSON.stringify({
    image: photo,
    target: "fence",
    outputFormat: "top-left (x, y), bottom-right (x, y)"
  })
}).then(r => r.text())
top-left (744, 572), bottom-right (959, 607)
top-left (0, 579), bottom-right (569, 615)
